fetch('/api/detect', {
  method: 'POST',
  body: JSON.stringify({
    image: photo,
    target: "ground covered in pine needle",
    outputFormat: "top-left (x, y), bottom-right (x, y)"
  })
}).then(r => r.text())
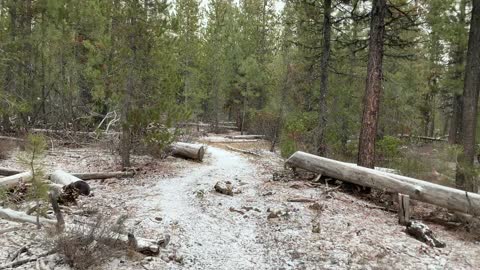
top-left (0, 136), bottom-right (479, 269)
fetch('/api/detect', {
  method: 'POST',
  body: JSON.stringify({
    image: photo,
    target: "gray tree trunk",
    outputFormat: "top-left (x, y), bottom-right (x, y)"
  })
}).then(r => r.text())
top-left (456, 0), bottom-right (480, 193)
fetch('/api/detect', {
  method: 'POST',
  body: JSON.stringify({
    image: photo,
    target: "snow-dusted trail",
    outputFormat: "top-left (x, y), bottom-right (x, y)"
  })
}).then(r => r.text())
top-left (129, 147), bottom-right (271, 269)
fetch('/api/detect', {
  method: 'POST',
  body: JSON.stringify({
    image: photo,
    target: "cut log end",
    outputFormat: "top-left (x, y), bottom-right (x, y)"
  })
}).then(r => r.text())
top-left (171, 142), bottom-right (205, 161)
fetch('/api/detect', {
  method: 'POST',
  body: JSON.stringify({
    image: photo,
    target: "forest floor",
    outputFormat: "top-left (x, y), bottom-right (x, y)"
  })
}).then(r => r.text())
top-left (0, 134), bottom-right (479, 270)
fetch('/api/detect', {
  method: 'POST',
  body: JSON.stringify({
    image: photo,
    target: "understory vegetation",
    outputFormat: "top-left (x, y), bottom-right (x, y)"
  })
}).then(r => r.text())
top-left (0, 0), bottom-right (479, 190)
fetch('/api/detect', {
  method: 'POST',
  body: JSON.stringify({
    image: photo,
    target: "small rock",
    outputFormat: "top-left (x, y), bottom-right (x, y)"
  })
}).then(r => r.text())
top-left (308, 202), bottom-right (324, 211)
top-left (159, 234), bottom-right (170, 248)
top-left (229, 207), bottom-right (245, 215)
top-left (268, 212), bottom-right (279, 219)
top-left (160, 255), bottom-right (170, 262)
top-left (406, 221), bottom-right (446, 248)
top-left (214, 181), bottom-right (233, 196)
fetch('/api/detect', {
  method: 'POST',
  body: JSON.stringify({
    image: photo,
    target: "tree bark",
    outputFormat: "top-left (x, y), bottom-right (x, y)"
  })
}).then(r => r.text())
top-left (456, 0), bottom-right (480, 193)
top-left (316, 0), bottom-right (332, 156)
top-left (0, 207), bottom-right (56, 226)
top-left (226, 135), bottom-right (265, 140)
top-left (0, 207), bottom-right (167, 255)
top-left (71, 171), bottom-right (135, 180)
top-left (448, 0), bottom-right (468, 145)
top-left (448, 94), bottom-right (463, 144)
top-left (0, 172), bottom-right (32, 189)
top-left (171, 142), bottom-right (205, 161)
top-left (286, 151), bottom-right (480, 216)
top-left (50, 170), bottom-right (90, 196)
top-left (357, 0), bottom-right (387, 169)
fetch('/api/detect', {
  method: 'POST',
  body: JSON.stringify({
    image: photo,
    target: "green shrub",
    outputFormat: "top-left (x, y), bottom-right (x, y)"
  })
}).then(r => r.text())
top-left (279, 112), bottom-right (316, 157)
top-left (376, 135), bottom-right (403, 161)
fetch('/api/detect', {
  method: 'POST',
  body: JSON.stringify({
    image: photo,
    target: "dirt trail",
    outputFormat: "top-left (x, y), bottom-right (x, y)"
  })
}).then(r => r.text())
top-left (128, 147), bottom-right (270, 269)
top-left (1, 143), bottom-right (479, 270)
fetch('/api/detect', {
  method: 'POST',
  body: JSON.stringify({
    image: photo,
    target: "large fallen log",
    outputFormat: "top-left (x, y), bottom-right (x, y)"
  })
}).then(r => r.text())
top-left (0, 172), bottom-right (32, 189)
top-left (171, 142), bottom-right (205, 161)
top-left (0, 167), bottom-right (23, 176)
top-left (0, 207), bottom-right (167, 255)
top-left (286, 151), bottom-right (480, 216)
top-left (0, 207), bottom-right (56, 225)
top-left (50, 170), bottom-right (90, 196)
top-left (202, 139), bottom-right (259, 144)
top-left (226, 135), bottom-right (265, 140)
top-left (180, 122), bottom-right (238, 130)
top-left (398, 134), bottom-right (447, 142)
top-left (0, 135), bottom-right (25, 142)
top-left (0, 167), bottom-right (134, 180)
top-left (225, 145), bottom-right (260, 156)
top-left (71, 171), bottom-right (135, 180)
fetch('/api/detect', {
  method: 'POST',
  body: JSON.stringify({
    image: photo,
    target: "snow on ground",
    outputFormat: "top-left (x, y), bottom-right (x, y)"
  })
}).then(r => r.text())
top-left (0, 139), bottom-right (479, 269)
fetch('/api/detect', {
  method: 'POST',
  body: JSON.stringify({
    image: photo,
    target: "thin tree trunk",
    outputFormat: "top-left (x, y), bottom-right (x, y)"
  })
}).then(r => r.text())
top-left (316, 0), bottom-right (332, 156)
top-left (448, 0), bottom-right (467, 145)
top-left (357, 0), bottom-right (386, 169)
top-left (456, 0), bottom-right (480, 193)
top-left (120, 15), bottom-right (137, 168)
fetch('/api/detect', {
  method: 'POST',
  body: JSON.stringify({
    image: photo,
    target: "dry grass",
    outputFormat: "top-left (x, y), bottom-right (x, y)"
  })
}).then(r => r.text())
top-left (0, 139), bottom-right (17, 159)
top-left (52, 215), bottom-right (128, 270)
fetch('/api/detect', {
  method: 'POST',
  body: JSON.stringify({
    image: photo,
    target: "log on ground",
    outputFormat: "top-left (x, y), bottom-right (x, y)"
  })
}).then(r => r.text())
top-left (171, 142), bottom-right (205, 161)
top-left (50, 170), bottom-right (90, 196)
top-left (226, 135), bottom-right (265, 140)
top-left (0, 207), bottom-right (167, 255)
top-left (225, 145), bottom-right (260, 156)
top-left (0, 167), bottom-right (23, 176)
top-left (0, 172), bottom-right (32, 189)
top-left (0, 207), bottom-right (56, 226)
top-left (71, 171), bottom-right (135, 180)
top-left (286, 151), bottom-right (480, 216)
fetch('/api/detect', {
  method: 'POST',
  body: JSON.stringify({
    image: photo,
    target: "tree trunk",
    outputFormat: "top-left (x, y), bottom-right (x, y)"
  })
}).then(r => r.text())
top-left (226, 135), bottom-right (265, 140)
top-left (72, 171), bottom-right (135, 180)
top-left (448, 94), bottom-right (463, 144)
top-left (286, 151), bottom-right (480, 216)
top-left (120, 14), bottom-right (137, 169)
top-left (448, 0), bottom-right (467, 144)
top-left (50, 170), bottom-right (90, 196)
top-left (0, 172), bottom-right (32, 189)
top-left (316, 0), bottom-right (332, 156)
top-left (456, 0), bottom-right (480, 193)
top-left (171, 142), bottom-right (206, 161)
top-left (0, 207), bottom-right (168, 255)
top-left (357, 0), bottom-right (386, 169)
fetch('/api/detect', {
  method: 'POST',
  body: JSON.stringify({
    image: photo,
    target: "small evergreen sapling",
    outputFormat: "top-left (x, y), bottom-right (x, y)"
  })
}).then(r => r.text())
top-left (18, 134), bottom-right (48, 229)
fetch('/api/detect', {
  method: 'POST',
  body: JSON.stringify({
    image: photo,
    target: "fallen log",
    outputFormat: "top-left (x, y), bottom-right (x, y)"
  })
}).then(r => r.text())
top-left (0, 207), bottom-right (167, 255)
top-left (0, 135), bottom-right (25, 142)
top-left (171, 142), bottom-right (205, 161)
top-left (287, 197), bottom-right (317, 203)
top-left (398, 134), bottom-right (447, 142)
top-left (0, 167), bottom-right (23, 176)
top-left (226, 135), bottom-right (265, 140)
top-left (0, 207), bottom-right (56, 226)
top-left (0, 167), bottom-right (134, 180)
top-left (286, 151), bottom-right (480, 216)
top-left (50, 170), bottom-right (90, 196)
top-left (180, 122), bottom-right (238, 130)
top-left (225, 145), bottom-right (260, 156)
top-left (71, 171), bottom-right (135, 180)
top-left (0, 172), bottom-right (32, 189)
top-left (203, 139), bottom-right (259, 144)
